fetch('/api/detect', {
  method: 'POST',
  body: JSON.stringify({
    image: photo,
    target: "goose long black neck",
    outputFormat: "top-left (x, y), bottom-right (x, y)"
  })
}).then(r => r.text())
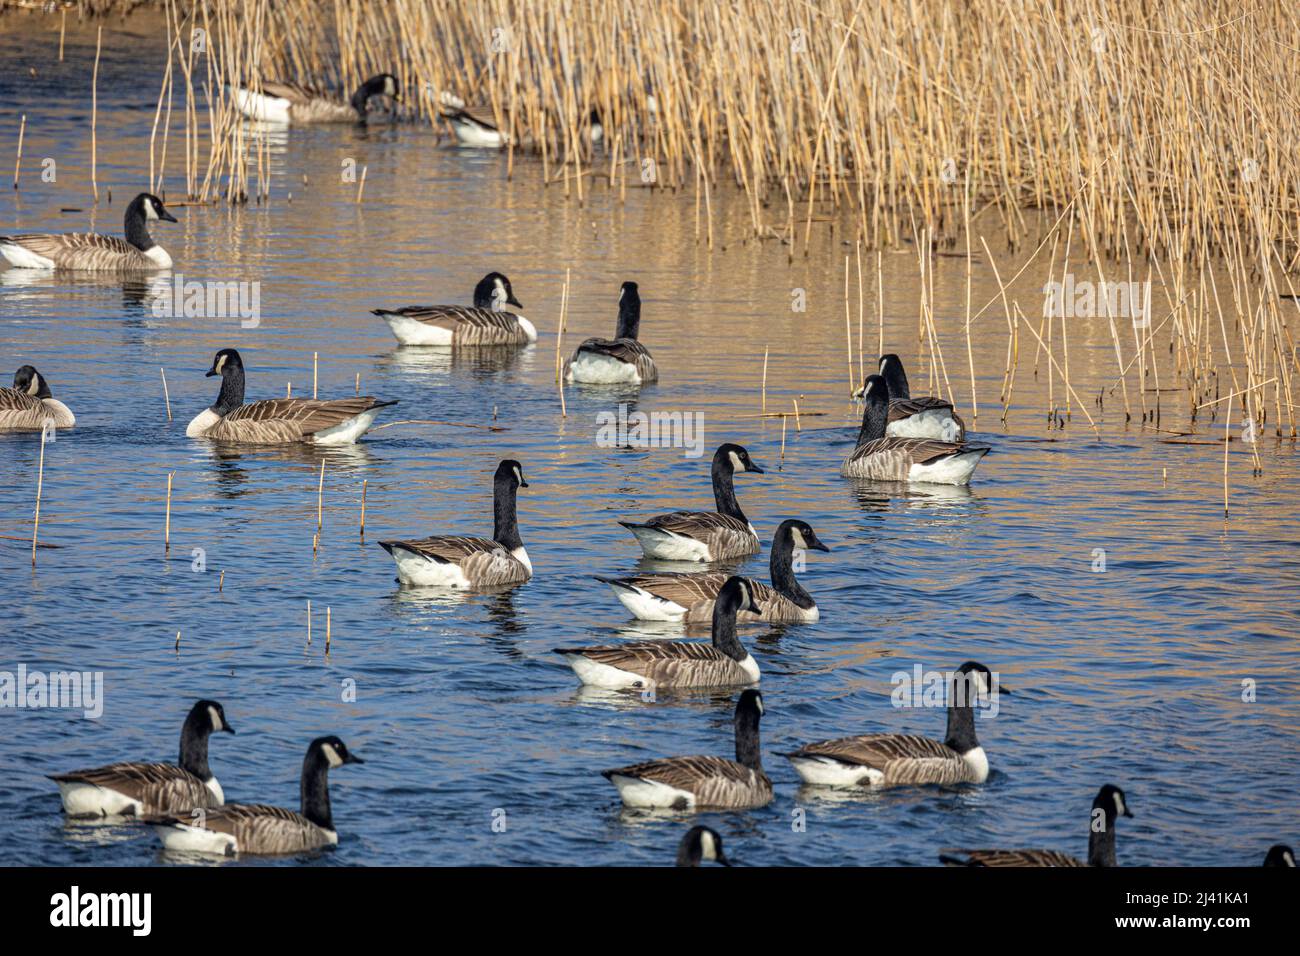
top-left (212, 365), bottom-right (245, 415)
top-left (711, 452), bottom-right (746, 521)
top-left (734, 703), bottom-right (763, 771)
top-left (299, 749), bottom-right (334, 830)
top-left (349, 75), bottom-right (386, 117)
top-left (1087, 813), bottom-right (1118, 867)
top-left (177, 709), bottom-right (214, 781)
top-left (770, 529), bottom-right (814, 609)
top-left (710, 589), bottom-right (748, 662)
top-left (882, 359), bottom-right (911, 399)
top-left (492, 475), bottom-right (523, 551)
top-left (123, 198), bottom-right (156, 252)
top-left (943, 675), bottom-right (980, 754)
top-left (856, 391), bottom-right (890, 444)
top-left (615, 290), bottom-right (641, 341)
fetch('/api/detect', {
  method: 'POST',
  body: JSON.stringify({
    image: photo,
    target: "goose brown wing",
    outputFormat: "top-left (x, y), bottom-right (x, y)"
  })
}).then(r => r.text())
top-left (197, 803), bottom-right (332, 853)
top-left (619, 572), bottom-right (776, 621)
top-left (945, 849), bottom-right (1086, 867)
top-left (0, 386), bottom-right (44, 415)
top-left (376, 306), bottom-right (528, 344)
top-left (51, 762), bottom-right (213, 814)
top-left (604, 756), bottom-right (771, 808)
top-left (260, 80), bottom-right (327, 104)
top-left (214, 396), bottom-right (388, 440)
top-left (556, 641), bottom-right (748, 686)
top-left (1, 232), bottom-right (151, 270)
top-left (787, 733), bottom-right (957, 768)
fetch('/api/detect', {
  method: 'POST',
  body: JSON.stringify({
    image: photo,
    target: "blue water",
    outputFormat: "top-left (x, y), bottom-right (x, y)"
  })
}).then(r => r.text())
top-left (1, 14), bottom-right (1297, 867)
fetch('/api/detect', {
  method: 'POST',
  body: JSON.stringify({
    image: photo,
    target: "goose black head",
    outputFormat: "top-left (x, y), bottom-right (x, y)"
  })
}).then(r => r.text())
top-left (878, 353), bottom-right (910, 399)
top-left (129, 192), bottom-right (178, 225)
top-left (736, 688), bottom-right (764, 721)
top-left (715, 442), bottom-right (764, 475)
top-left (677, 825), bottom-right (731, 867)
top-left (619, 280), bottom-right (639, 305)
top-left (857, 373), bottom-right (890, 408)
top-left (352, 73), bottom-right (401, 113)
top-left (475, 272), bottom-right (523, 310)
top-left (1263, 844), bottom-right (1295, 867)
top-left (13, 365), bottom-right (51, 399)
top-left (496, 459), bottom-right (529, 489)
top-left (205, 348), bottom-right (243, 378)
top-left (311, 735), bottom-right (365, 768)
top-left (779, 519), bottom-right (830, 554)
top-left (718, 576), bottom-right (763, 616)
top-left (952, 660), bottom-right (1007, 706)
top-left (1093, 783), bottom-right (1133, 821)
top-left (189, 699), bottom-right (236, 735)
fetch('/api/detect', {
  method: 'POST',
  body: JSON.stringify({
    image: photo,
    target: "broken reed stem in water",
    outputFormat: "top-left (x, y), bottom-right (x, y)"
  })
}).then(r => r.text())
top-left (306, 600), bottom-right (312, 646)
top-left (358, 478), bottom-right (369, 540)
top-left (793, 397), bottom-right (802, 432)
top-left (91, 26), bottom-right (101, 203)
top-left (778, 415), bottom-right (787, 470)
top-left (13, 114), bottom-right (24, 190)
top-left (325, 606), bottom-right (331, 655)
top-left (312, 352), bottom-right (318, 399)
top-left (1224, 391), bottom-right (1233, 519)
top-left (761, 346), bottom-right (769, 415)
top-left (355, 372), bottom-right (360, 396)
top-left (161, 368), bottom-right (172, 421)
top-left (844, 255), bottom-right (854, 394)
top-left (218, 569), bottom-right (225, 593)
top-left (369, 419), bottom-right (506, 433)
top-left (58, 9), bottom-right (66, 62)
top-left (164, 471), bottom-right (174, 553)
top-left (31, 430), bottom-right (47, 567)
top-left (556, 268), bottom-right (570, 417)
top-left (316, 459), bottom-right (325, 538)
top-left (356, 165), bottom-right (367, 203)
top-left (174, 630), bottom-right (181, 653)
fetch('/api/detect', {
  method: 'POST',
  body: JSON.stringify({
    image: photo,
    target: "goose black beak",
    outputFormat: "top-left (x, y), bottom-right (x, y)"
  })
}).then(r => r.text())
top-left (747, 462), bottom-right (765, 474)
top-left (223, 725), bottom-right (236, 735)
top-left (808, 536), bottom-right (831, 552)
top-left (345, 753), bottom-right (365, 765)
top-left (160, 209), bottom-right (179, 223)
top-left (717, 852), bottom-right (733, 866)
top-left (508, 294), bottom-right (523, 308)
top-left (205, 367), bottom-right (218, 377)
top-left (1123, 808), bottom-right (1134, 818)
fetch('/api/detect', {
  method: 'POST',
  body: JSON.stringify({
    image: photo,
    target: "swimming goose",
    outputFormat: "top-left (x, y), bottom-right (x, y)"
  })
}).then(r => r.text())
top-left (0, 366), bottom-right (75, 430)
top-left (602, 689), bottom-right (772, 810)
top-left (151, 736), bottom-right (362, 856)
top-left (857, 354), bottom-right (966, 442)
top-left (677, 825), bottom-right (731, 866)
top-left (380, 460), bottom-right (532, 588)
top-left (841, 375), bottom-right (989, 485)
top-left (564, 281), bottom-right (658, 384)
top-left (49, 699), bottom-right (234, 818)
top-left (372, 272), bottom-right (537, 346)
top-left (1263, 844), bottom-right (1295, 867)
top-left (782, 661), bottom-right (1005, 788)
top-left (231, 74), bottom-right (400, 124)
top-left (186, 348), bottom-right (396, 445)
top-left (620, 443), bottom-right (764, 561)
top-left (555, 575), bottom-right (762, 690)
top-left (0, 193), bottom-right (177, 271)
top-left (598, 519), bottom-right (830, 623)
top-left (939, 784), bottom-right (1133, 867)
top-left (438, 92), bottom-right (509, 147)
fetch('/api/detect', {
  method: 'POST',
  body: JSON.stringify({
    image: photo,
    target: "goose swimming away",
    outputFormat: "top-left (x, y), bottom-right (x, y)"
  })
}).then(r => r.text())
top-left (231, 74), bottom-right (400, 124)
top-left (677, 826), bottom-right (731, 866)
top-left (939, 784), bottom-right (1134, 867)
top-left (49, 700), bottom-right (234, 818)
top-left (150, 736), bottom-right (362, 856)
top-left (0, 365), bottom-right (75, 430)
top-left (372, 272), bottom-right (537, 346)
top-left (782, 661), bottom-right (1005, 788)
top-left (555, 575), bottom-right (762, 690)
top-left (186, 348), bottom-right (395, 445)
top-left (602, 689), bottom-right (772, 810)
top-left (855, 354), bottom-right (966, 442)
top-left (620, 443), bottom-right (764, 561)
top-left (380, 460), bottom-right (532, 588)
top-left (841, 374), bottom-right (988, 484)
top-left (564, 281), bottom-right (658, 384)
top-left (598, 519), bottom-right (830, 622)
top-left (0, 193), bottom-right (177, 271)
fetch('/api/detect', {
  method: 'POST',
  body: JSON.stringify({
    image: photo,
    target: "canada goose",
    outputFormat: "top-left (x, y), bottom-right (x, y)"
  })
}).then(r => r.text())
top-left (0, 193), bottom-right (177, 271)
top-left (0, 366), bottom-right (75, 430)
top-left (677, 825), bottom-right (731, 866)
top-left (186, 348), bottom-right (395, 445)
top-left (555, 575), bottom-right (762, 689)
top-left (372, 272), bottom-right (537, 346)
top-left (151, 736), bottom-right (362, 856)
top-left (841, 375), bottom-right (989, 485)
top-left (379, 460), bottom-right (532, 588)
top-left (438, 92), bottom-right (509, 147)
top-left (598, 519), bottom-right (830, 623)
top-left (855, 354), bottom-right (966, 442)
top-left (564, 281), bottom-right (658, 384)
top-left (1263, 844), bottom-right (1295, 867)
top-left (49, 700), bottom-right (234, 818)
top-left (620, 443), bottom-right (764, 562)
top-left (231, 74), bottom-right (400, 124)
top-left (939, 784), bottom-right (1133, 867)
top-left (782, 661), bottom-right (1005, 788)
top-left (602, 689), bottom-right (772, 810)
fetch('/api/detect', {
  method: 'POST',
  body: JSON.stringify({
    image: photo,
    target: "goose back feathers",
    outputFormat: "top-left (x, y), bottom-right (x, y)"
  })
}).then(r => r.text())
top-left (877, 354), bottom-right (966, 442)
top-left (0, 366), bottom-right (75, 430)
top-left (0, 193), bottom-right (177, 271)
top-left (565, 281), bottom-right (658, 384)
top-left (373, 272), bottom-right (537, 346)
top-left (232, 74), bottom-right (399, 124)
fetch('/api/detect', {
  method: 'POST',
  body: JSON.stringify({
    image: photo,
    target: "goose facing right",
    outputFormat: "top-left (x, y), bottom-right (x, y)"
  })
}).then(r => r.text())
top-left (564, 281), bottom-right (658, 384)
top-left (372, 272), bottom-right (537, 346)
top-left (555, 575), bottom-right (762, 690)
top-left (0, 366), bottom-right (75, 430)
top-left (0, 192), bottom-right (177, 271)
top-left (379, 460), bottom-right (532, 588)
top-left (49, 699), bottom-right (234, 818)
top-left (782, 661), bottom-right (1005, 788)
top-left (939, 784), bottom-right (1134, 867)
top-left (620, 443), bottom-right (764, 561)
top-left (603, 689), bottom-right (772, 811)
top-left (186, 348), bottom-right (396, 445)
top-left (598, 519), bottom-right (830, 623)
top-left (677, 826), bottom-right (731, 866)
top-left (841, 374), bottom-right (988, 485)
top-left (151, 736), bottom-right (363, 856)
top-left (231, 74), bottom-right (400, 124)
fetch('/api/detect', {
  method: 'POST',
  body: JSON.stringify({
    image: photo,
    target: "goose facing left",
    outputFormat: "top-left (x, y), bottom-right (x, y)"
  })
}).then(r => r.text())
top-left (49, 699), bottom-right (234, 818)
top-left (231, 74), bottom-right (400, 124)
top-left (150, 736), bottom-right (362, 856)
top-left (186, 348), bottom-right (396, 445)
top-left (0, 192), bottom-right (177, 271)
top-left (603, 689), bottom-right (772, 811)
top-left (555, 575), bottom-right (763, 690)
top-left (372, 272), bottom-right (537, 346)
top-left (0, 365), bottom-right (75, 430)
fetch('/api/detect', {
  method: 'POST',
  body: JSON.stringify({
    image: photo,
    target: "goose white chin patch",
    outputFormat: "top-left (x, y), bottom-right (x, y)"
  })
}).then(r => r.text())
top-left (700, 830), bottom-right (718, 861)
top-left (208, 705), bottom-right (223, 731)
top-left (322, 743), bottom-right (344, 768)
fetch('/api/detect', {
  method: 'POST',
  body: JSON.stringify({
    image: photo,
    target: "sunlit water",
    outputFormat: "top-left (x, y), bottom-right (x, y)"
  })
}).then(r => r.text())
top-left (1, 14), bottom-right (1297, 867)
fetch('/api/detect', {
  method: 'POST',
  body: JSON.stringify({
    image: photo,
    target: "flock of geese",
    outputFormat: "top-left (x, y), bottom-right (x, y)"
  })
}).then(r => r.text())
top-left (4, 71), bottom-right (1291, 867)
